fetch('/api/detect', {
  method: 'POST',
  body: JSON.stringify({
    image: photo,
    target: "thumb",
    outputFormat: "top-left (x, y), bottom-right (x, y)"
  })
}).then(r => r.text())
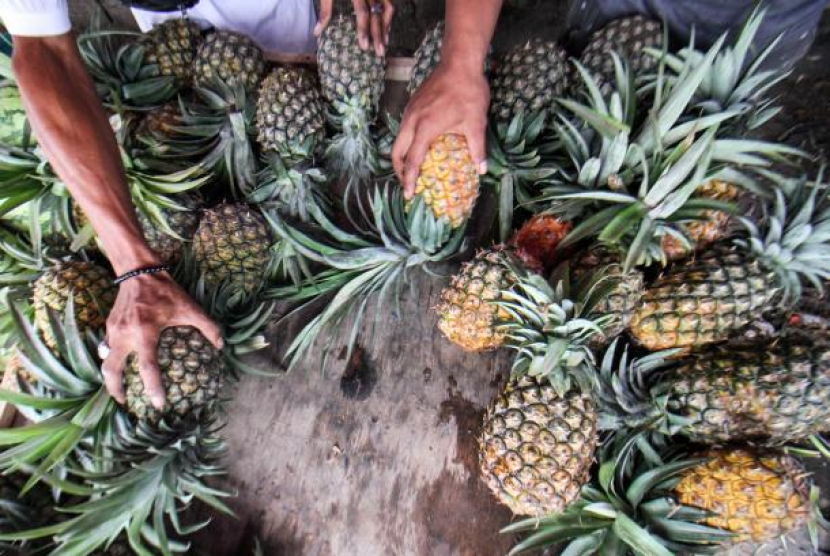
top-left (465, 123), bottom-right (488, 175)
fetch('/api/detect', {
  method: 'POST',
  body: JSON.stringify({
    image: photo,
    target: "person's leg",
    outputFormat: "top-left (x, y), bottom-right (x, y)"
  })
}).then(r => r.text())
top-left (566, 0), bottom-right (829, 70)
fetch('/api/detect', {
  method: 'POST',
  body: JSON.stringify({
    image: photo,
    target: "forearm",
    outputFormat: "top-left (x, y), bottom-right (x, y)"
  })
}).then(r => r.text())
top-left (11, 34), bottom-right (160, 274)
top-left (442, 0), bottom-right (502, 72)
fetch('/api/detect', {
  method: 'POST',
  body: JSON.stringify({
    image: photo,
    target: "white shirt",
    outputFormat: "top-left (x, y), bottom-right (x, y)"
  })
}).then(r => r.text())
top-left (0, 0), bottom-right (318, 54)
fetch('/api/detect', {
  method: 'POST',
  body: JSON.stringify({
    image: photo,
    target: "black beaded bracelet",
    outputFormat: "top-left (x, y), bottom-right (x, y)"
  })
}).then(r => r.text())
top-left (114, 265), bottom-right (172, 285)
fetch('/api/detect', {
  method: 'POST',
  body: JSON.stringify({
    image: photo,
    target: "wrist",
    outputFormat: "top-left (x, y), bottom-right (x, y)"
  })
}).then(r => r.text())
top-left (108, 245), bottom-right (164, 276)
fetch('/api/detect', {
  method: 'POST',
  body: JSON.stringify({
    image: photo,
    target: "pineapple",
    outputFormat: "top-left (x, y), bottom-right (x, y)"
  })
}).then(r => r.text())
top-left (124, 325), bottom-right (225, 424)
top-left (436, 247), bottom-right (516, 352)
top-left (317, 15), bottom-right (386, 181)
top-left (674, 448), bottom-right (811, 542)
top-left (578, 16), bottom-right (663, 94)
top-left (661, 179), bottom-right (740, 261)
top-left (570, 245), bottom-right (644, 341)
top-left (32, 261), bottom-right (116, 352)
top-left (255, 67), bottom-right (326, 156)
top-left (479, 374), bottom-right (597, 517)
top-left (412, 133), bottom-right (479, 229)
top-left (137, 101), bottom-right (184, 139)
top-left (436, 216), bottom-right (568, 352)
top-left (506, 444), bottom-right (812, 554)
top-left (599, 336), bottom-right (830, 448)
top-left (407, 22), bottom-right (445, 94)
top-left (193, 30), bottom-right (266, 91)
top-left (145, 18), bottom-right (202, 82)
top-left (489, 39), bottom-right (570, 123)
top-left (630, 176), bottom-right (830, 351)
top-left (192, 203), bottom-right (273, 294)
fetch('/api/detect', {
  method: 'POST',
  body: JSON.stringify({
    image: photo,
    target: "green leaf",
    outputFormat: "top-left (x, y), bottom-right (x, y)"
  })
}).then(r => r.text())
top-left (613, 513), bottom-right (673, 556)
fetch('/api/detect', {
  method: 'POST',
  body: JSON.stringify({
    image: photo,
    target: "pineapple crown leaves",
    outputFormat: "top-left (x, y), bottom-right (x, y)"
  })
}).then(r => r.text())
top-left (166, 80), bottom-right (258, 196)
top-left (487, 109), bottom-right (560, 241)
top-left (736, 170), bottom-right (830, 304)
top-left (2, 413), bottom-right (231, 556)
top-left (247, 152), bottom-right (330, 224)
top-left (76, 20), bottom-right (178, 110)
top-left (494, 260), bottom-right (609, 396)
top-left (0, 299), bottom-right (117, 494)
top-left (595, 339), bottom-right (689, 439)
top-left (266, 184), bottom-right (465, 371)
top-left (324, 96), bottom-right (381, 183)
top-left (503, 438), bottom-right (732, 556)
top-left (645, 6), bottom-right (788, 131)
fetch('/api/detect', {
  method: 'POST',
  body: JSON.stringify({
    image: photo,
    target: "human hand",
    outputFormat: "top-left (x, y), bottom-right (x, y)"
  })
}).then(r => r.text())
top-left (392, 61), bottom-right (489, 198)
top-left (315, 0), bottom-right (394, 56)
top-left (101, 272), bottom-right (223, 409)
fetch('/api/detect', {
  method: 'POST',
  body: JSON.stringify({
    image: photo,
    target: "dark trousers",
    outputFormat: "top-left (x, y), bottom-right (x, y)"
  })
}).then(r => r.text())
top-left (566, 0), bottom-right (829, 69)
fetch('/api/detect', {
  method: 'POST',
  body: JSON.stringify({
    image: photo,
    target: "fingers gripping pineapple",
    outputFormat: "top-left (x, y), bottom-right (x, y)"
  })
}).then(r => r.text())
top-left (411, 133), bottom-right (480, 229)
top-left (630, 175), bottom-right (830, 351)
top-left (436, 215), bottom-right (570, 352)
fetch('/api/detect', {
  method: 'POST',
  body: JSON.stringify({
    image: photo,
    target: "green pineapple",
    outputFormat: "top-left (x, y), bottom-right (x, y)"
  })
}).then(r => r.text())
top-left (630, 174), bottom-right (830, 350)
top-left (578, 15), bottom-right (663, 95)
top-left (192, 203), bottom-right (273, 295)
top-left (145, 18), bottom-right (203, 82)
top-left (317, 15), bottom-right (386, 182)
top-left (408, 22), bottom-right (445, 94)
top-left (193, 30), bottom-right (266, 91)
top-left (489, 39), bottom-right (570, 123)
top-left (598, 336), bottom-right (830, 446)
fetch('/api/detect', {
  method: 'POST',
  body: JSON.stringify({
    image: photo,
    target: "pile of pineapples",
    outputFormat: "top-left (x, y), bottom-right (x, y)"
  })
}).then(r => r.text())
top-left (428, 9), bottom-right (830, 556)
top-left (0, 4), bottom-right (827, 554)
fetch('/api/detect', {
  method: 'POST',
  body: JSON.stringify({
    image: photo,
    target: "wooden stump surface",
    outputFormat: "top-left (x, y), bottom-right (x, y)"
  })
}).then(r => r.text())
top-left (194, 269), bottom-right (525, 556)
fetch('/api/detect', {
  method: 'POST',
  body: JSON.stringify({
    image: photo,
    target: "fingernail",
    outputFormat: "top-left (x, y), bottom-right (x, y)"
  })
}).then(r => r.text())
top-left (385, 34), bottom-right (390, 44)
top-left (478, 161), bottom-right (488, 174)
top-left (217, 338), bottom-right (225, 349)
top-left (313, 24), bottom-right (321, 36)
top-left (359, 36), bottom-right (369, 50)
top-left (152, 393), bottom-right (166, 409)
top-left (376, 44), bottom-right (385, 57)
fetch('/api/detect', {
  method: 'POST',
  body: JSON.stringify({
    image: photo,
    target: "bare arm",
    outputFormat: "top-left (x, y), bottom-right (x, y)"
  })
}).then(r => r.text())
top-left (12, 34), bottom-right (158, 275)
top-left (393, 0), bottom-right (502, 196)
top-left (11, 33), bottom-right (221, 408)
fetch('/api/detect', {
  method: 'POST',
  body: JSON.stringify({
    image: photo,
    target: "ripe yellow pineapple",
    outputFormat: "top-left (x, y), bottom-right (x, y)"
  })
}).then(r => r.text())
top-left (412, 133), bottom-right (479, 229)
top-left (479, 374), bottom-right (597, 517)
top-left (436, 216), bottom-right (567, 352)
top-left (674, 449), bottom-right (811, 542)
top-left (661, 179), bottom-right (740, 261)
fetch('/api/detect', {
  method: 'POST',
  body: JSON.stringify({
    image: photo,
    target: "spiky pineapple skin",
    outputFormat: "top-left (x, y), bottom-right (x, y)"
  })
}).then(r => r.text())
top-left (630, 242), bottom-right (775, 350)
top-left (662, 179), bottom-right (740, 261)
top-left (579, 16), bottom-right (663, 94)
top-left (479, 375), bottom-right (597, 517)
top-left (571, 246), bottom-right (644, 339)
top-left (669, 336), bottom-right (830, 444)
top-left (490, 39), bottom-right (570, 123)
top-left (138, 101), bottom-right (183, 139)
top-left (436, 248), bottom-right (514, 352)
top-left (413, 133), bottom-right (479, 228)
top-left (138, 195), bottom-right (202, 265)
top-left (192, 203), bottom-right (272, 294)
top-left (146, 18), bottom-right (202, 82)
top-left (674, 449), bottom-right (811, 542)
top-left (193, 31), bottom-right (265, 91)
top-left (255, 67), bottom-right (326, 153)
top-left (33, 261), bottom-right (116, 352)
top-left (317, 16), bottom-right (385, 110)
top-left (408, 22), bottom-right (444, 94)
top-left (125, 326), bottom-right (225, 424)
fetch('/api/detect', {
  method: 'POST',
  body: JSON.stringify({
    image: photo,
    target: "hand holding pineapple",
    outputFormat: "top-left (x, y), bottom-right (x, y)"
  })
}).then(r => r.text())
top-left (315, 0), bottom-right (395, 57)
top-left (393, 0), bottom-right (498, 198)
